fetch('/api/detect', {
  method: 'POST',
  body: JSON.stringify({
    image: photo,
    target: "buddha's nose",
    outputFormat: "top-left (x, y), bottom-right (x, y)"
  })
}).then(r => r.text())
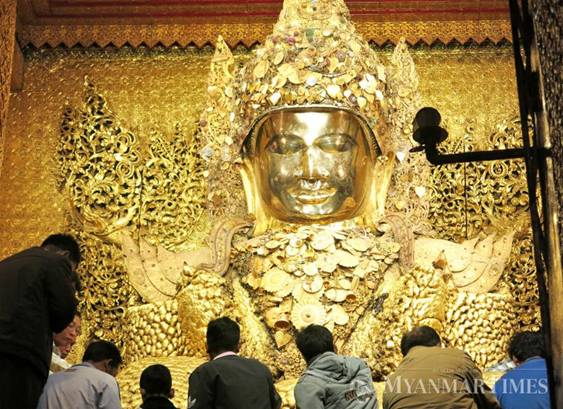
top-left (301, 147), bottom-right (325, 179)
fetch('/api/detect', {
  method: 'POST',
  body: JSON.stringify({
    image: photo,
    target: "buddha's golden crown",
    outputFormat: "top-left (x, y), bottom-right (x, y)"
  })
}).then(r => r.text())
top-left (199, 0), bottom-right (424, 221)
top-left (233, 0), bottom-right (391, 155)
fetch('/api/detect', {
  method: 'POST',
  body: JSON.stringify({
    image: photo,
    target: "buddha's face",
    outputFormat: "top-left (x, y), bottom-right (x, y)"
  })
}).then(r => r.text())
top-left (249, 108), bottom-right (375, 223)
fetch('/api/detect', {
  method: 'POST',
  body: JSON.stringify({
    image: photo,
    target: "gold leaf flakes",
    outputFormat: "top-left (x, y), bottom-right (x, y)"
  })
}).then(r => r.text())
top-left (289, 237), bottom-right (303, 248)
top-left (253, 60), bottom-right (270, 79)
top-left (331, 230), bottom-right (347, 241)
top-left (338, 278), bottom-right (352, 290)
top-left (262, 267), bottom-right (293, 293)
top-left (275, 278), bottom-right (296, 297)
top-left (318, 254), bottom-right (338, 273)
top-left (350, 40), bottom-right (362, 54)
top-left (279, 63), bottom-right (301, 84)
top-left (326, 84), bottom-right (341, 99)
top-left (359, 74), bottom-right (377, 94)
top-left (245, 273), bottom-right (262, 289)
top-left (272, 75), bottom-right (288, 89)
top-left (305, 74), bottom-right (319, 87)
top-left (335, 73), bottom-right (354, 86)
top-left (311, 230), bottom-right (335, 250)
top-left (269, 91), bottom-right (282, 105)
top-left (257, 246), bottom-right (270, 256)
top-left (265, 307), bottom-right (282, 327)
top-left (346, 237), bottom-right (372, 252)
top-left (265, 239), bottom-right (282, 249)
top-left (302, 275), bottom-right (323, 293)
top-left (323, 288), bottom-right (342, 302)
top-left (335, 249), bottom-right (360, 268)
top-left (351, 276), bottom-right (360, 291)
top-left (273, 51), bottom-right (285, 65)
top-left (329, 305), bottom-right (349, 325)
top-left (303, 262), bottom-right (319, 276)
top-left (291, 302), bottom-right (327, 329)
top-left (279, 298), bottom-right (293, 312)
top-left (328, 57), bottom-right (339, 73)
top-left (283, 262), bottom-right (298, 273)
top-left (376, 64), bottom-right (386, 81)
top-left (352, 260), bottom-right (368, 278)
top-left (377, 223), bottom-right (392, 233)
top-left (274, 330), bottom-right (292, 348)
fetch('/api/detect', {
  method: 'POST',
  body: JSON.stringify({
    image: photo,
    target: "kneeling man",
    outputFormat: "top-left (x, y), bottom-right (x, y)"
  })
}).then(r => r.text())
top-left (294, 325), bottom-right (377, 409)
top-left (383, 326), bottom-right (499, 409)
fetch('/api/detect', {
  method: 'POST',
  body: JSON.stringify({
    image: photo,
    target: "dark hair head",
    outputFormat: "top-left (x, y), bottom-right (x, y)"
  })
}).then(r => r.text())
top-left (400, 326), bottom-right (441, 356)
top-left (206, 317), bottom-right (240, 355)
top-left (508, 331), bottom-right (546, 362)
top-left (83, 340), bottom-right (122, 369)
top-left (140, 364), bottom-right (172, 397)
top-left (296, 325), bottom-right (334, 364)
top-left (42, 234), bottom-right (81, 265)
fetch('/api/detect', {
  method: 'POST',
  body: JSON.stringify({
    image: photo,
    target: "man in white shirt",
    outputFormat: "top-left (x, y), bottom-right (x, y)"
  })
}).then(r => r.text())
top-left (37, 340), bottom-right (122, 409)
top-left (50, 312), bottom-right (82, 373)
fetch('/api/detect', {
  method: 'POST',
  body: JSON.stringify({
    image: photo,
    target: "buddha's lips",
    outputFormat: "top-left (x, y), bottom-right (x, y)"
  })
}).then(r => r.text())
top-left (288, 186), bottom-right (337, 204)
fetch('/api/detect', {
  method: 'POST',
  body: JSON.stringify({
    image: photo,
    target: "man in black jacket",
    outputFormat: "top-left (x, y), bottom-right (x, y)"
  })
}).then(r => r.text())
top-left (0, 234), bottom-right (80, 409)
top-left (188, 317), bottom-right (281, 409)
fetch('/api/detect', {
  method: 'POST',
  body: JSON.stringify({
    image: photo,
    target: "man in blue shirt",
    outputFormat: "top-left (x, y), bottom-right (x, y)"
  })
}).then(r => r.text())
top-left (494, 331), bottom-right (551, 409)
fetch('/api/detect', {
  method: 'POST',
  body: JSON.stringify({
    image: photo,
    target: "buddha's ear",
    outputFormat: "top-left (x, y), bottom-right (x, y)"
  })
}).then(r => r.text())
top-left (361, 152), bottom-right (395, 226)
top-left (375, 152), bottom-right (396, 212)
top-left (239, 158), bottom-right (271, 235)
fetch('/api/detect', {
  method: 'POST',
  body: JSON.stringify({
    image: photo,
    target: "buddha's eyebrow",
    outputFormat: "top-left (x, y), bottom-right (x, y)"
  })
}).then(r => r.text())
top-left (270, 133), bottom-right (302, 141)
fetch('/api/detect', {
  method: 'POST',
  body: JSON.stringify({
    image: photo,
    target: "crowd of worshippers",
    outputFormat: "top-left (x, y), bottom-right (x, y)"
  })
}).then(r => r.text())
top-left (0, 234), bottom-right (552, 409)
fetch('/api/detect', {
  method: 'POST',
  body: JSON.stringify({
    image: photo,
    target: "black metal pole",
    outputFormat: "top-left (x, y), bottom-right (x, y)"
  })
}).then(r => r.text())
top-left (508, 1), bottom-right (557, 407)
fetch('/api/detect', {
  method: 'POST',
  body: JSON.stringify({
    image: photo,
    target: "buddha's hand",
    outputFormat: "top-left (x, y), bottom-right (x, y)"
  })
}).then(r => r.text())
top-left (414, 232), bottom-right (514, 293)
top-left (120, 230), bottom-right (214, 303)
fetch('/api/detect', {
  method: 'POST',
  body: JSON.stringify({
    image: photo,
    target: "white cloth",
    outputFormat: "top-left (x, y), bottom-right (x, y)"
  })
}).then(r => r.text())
top-left (49, 351), bottom-right (71, 374)
top-left (212, 351), bottom-right (237, 360)
top-left (37, 362), bottom-right (121, 409)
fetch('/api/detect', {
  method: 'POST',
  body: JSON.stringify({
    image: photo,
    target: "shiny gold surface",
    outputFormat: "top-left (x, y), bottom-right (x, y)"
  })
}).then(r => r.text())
top-left (0, 0), bottom-right (16, 177)
top-left (246, 108), bottom-right (376, 223)
top-left (0, 12), bottom-right (539, 409)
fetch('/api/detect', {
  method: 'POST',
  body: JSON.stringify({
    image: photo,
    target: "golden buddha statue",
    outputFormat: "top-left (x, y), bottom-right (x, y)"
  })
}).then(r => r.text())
top-left (57, 0), bottom-right (520, 407)
top-left (112, 1), bottom-right (518, 405)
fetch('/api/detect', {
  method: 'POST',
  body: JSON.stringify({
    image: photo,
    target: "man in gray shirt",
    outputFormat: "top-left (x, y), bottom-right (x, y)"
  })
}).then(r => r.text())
top-left (37, 340), bottom-right (122, 409)
top-left (294, 325), bottom-right (377, 409)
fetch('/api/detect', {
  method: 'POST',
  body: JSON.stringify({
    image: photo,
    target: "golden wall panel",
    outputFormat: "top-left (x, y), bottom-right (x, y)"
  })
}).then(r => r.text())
top-left (18, 20), bottom-right (512, 49)
top-left (0, 0), bottom-right (17, 177)
top-left (0, 47), bottom-right (214, 256)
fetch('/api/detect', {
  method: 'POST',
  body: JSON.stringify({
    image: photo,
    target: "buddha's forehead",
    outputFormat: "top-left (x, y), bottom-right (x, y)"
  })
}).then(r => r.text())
top-left (261, 110), bottom-right (362, 135)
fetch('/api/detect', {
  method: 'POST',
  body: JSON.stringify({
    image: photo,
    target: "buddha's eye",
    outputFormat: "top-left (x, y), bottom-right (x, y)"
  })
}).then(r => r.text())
top-left (315, 134), bottom-right (356, 153)
top-left (266, 134), bottom-right (306, 155)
